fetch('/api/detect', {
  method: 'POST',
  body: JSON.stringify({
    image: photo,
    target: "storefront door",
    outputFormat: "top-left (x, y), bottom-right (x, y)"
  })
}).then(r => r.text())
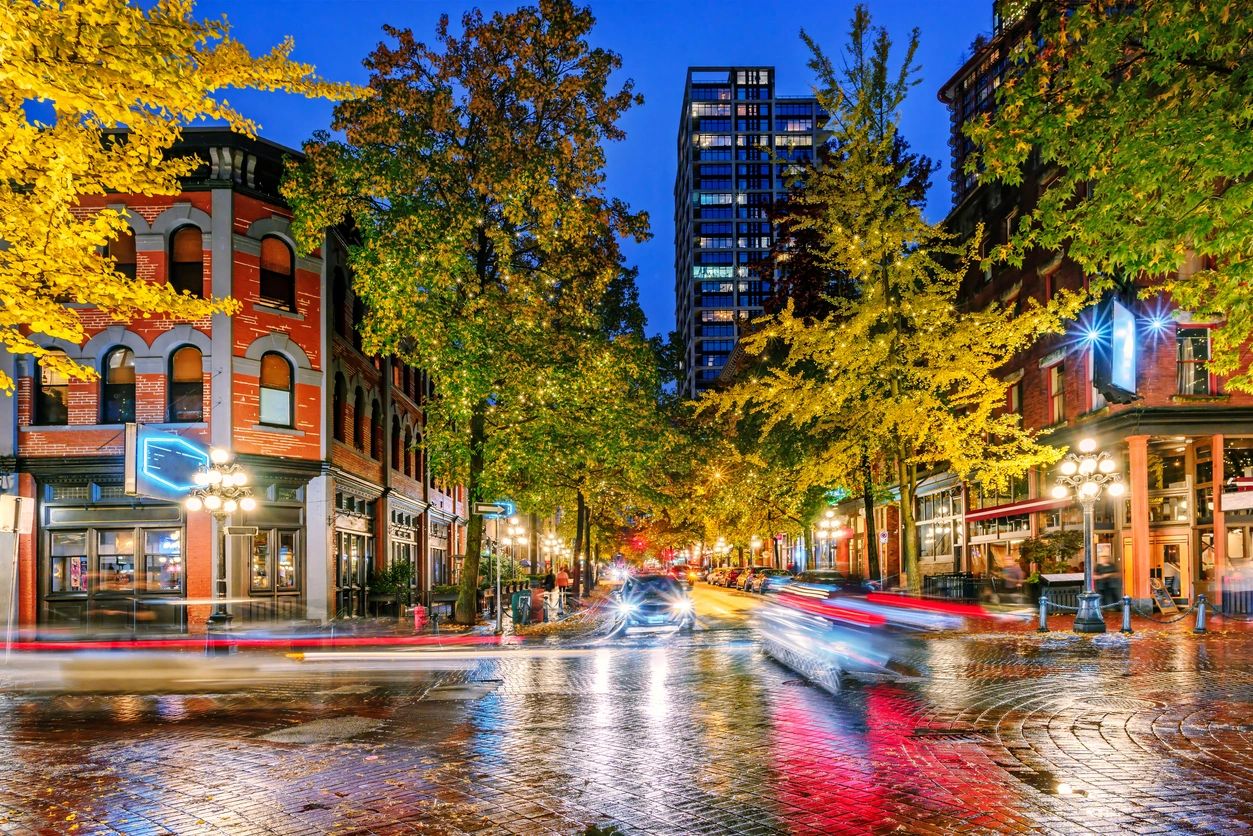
top-left (1150, 534), bottom-right (1191, 599)
top-left (335, 531), bottom-right (370, 618)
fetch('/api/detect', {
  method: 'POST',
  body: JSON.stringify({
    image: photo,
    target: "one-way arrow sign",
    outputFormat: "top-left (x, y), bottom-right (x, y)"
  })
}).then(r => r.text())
top-left (473, 500), bottom-right (516, 519)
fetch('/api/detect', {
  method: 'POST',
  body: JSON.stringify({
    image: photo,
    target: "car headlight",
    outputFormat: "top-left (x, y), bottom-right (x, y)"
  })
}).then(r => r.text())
top-left (616, 600), bottom-right (637, 616)
top-left (672, 598), bottom-right (694, 615)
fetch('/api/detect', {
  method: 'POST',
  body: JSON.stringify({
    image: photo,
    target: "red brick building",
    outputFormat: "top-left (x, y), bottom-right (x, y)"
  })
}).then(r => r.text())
top-left (920, 2), bottom-right (1253, 608)
top-left (0, 129), bottom-right (464, 634)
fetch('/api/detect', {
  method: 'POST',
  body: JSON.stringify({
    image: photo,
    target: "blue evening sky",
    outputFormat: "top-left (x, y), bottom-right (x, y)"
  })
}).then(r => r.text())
top-left (202, 0), bottom-right (992, 337)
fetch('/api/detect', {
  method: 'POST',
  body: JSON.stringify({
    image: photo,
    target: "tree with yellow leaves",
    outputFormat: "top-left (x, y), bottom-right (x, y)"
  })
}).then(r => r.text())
top-left (0, 0), bottom-right (357, 391)
top-left (711, 9), bottom-right (1063, 590)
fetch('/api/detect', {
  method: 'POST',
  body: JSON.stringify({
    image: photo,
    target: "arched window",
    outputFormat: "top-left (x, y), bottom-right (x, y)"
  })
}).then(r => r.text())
top-left (332, 374), bottom-right (346, 442)
top-left (403, 427), bottom-right (413, 477)
top-left (108, 228), bottom-right (136, 279)
top-left (259, 352), bottom-right (293, 427)
top-left (259, 236), bottom-right (295, 311)
top-left (332, 268), bottom-right (348, 337)
top-left (370, 400), bottom-right (382, 460)
top-left (351, 293), bottom-right (365, 352)
top-left (170, 226), bottom-right (204, 297)
top-left (168, 346), bottom-right (203, 422)
top-left (390, 415), bottom-right (401, 470)
top-left (101, 347), bottom-right (136, 424)
top-left (34, 350), bottom-right (69, 425)
top-left (352, 387), bottom-right (365, 449)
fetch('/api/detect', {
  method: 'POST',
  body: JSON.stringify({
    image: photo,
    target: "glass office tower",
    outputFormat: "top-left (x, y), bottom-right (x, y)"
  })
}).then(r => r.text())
top-left (674, 67), bottom-right (823, 397)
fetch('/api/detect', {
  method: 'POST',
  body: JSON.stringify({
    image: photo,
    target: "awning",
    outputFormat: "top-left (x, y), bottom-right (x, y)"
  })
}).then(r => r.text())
top-left (965, 497), bottom-right (1068, 522)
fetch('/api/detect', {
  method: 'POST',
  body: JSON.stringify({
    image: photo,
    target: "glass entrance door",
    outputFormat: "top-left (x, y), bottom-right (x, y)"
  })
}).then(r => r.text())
top-left (335, 531), bottom-right (370, 618)
top-left (1150, 536), bottom-right (1191, 599)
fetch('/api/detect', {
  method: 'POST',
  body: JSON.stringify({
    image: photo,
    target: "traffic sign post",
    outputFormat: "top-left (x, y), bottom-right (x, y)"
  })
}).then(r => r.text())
top-left (473, 500), bottom-right (516, 520)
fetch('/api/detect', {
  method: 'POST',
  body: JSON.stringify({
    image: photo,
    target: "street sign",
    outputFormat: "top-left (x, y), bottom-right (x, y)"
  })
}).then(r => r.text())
top-left (126, 424), bottom-right (210, 502)
top-left (879, 530), bottom-right (889, 545)
top-left (473, 500), bottom-right (516, 519)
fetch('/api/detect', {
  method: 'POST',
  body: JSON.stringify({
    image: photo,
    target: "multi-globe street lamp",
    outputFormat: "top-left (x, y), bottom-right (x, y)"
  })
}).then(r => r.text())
top-left (183, 448), bottom-right (257, 627)
top-left (1051, 438), bottom-right (1125, 633)
top-left (816, 509), bottom-right (841, 569)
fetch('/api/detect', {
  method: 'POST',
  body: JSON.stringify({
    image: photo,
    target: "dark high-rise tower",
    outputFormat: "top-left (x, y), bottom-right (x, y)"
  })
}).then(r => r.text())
top-left (674, 66), bottom-right (823, 398)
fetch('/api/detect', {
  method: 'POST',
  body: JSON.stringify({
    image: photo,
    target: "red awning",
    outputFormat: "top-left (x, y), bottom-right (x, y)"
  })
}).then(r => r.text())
top-left (965, 497), bottom-right (1069, 522)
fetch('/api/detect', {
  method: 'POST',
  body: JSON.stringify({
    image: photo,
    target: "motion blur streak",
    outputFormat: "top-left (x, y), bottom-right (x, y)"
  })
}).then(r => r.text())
top-left (8, 633), bottom-right (520, 653)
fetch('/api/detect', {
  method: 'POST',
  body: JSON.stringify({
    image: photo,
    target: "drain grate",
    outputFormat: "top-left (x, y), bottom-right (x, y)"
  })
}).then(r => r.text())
top-left (911, 728), bottom-right (988, 744)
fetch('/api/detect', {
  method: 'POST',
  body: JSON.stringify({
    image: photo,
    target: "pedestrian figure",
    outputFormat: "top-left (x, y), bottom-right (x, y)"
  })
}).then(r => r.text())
top-left (544, 569), bottom-right (558, 618)
top-left (556, 566), bottom-right (571, 612)
top-left (1095, 557), bottom-right (1120, 605)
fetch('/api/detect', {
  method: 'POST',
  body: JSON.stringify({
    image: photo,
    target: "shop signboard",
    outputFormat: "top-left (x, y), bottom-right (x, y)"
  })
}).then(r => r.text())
top-left (1149, 578), bottom-right (1179, 614)
top-left (1221, 490), bottom-right (1253, 512)
top-left (125, 424), bottom-right (210, 502)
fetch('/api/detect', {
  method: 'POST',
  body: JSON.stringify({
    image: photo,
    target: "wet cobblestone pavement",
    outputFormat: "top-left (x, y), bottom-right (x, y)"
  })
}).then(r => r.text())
top-left (0, 585), bottom-right (1250, 835)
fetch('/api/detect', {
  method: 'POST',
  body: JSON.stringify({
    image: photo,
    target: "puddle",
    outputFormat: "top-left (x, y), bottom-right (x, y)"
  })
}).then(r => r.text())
top-left (258, 715), bottom-right (382, 743)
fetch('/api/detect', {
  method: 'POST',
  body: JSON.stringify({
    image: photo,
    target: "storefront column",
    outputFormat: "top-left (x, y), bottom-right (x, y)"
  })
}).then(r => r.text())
top-left (1212, 434), bottom-right (1227, 604)
top-left (1127, 435), bottom-right (1152, 602)
top-left (305, 474), bottom-right (331, 622)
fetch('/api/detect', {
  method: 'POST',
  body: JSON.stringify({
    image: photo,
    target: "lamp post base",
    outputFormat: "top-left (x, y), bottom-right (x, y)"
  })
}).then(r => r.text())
top-left (1073, 592), bottom-right (1107, 633)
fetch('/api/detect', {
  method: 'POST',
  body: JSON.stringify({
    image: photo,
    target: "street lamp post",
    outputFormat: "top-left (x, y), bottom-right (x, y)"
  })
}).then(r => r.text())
top-left (817, 509), bottom-right (837, 569)
top-left (497, 517), bottom-right (527, 633)
top-left (184, 448), bottom-right (257, 629)
top-left (1051, 438), bottom-right (1125, 634)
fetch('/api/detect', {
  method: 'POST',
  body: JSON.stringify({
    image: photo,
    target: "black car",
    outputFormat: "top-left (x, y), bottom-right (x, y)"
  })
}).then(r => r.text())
top-left (786, 571), bottom-right (879, 598)
top-left (614, 574), bottom-right (695, 631)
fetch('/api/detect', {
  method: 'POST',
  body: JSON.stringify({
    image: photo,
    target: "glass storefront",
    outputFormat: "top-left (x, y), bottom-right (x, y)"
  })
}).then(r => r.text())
top-left (42, 511), bottom-right (186, 633)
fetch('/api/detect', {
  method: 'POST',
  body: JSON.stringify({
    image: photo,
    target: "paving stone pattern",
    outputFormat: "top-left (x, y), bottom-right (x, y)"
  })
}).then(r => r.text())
top-left (0, 595), bottom-right (1249, 834)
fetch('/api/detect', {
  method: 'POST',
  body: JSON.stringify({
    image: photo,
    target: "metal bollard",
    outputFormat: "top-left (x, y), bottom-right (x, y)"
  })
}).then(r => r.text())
top-left (1194, 594), bottom-right (1208, 634)
top-left (1121, 596), bottom-right (1133, 634)
top-left (1037, 594), bottom-right (1049, 633)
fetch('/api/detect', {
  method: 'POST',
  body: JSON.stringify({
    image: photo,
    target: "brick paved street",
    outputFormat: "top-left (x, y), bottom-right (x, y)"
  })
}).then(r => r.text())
top-left (0, 584), bottom-right (1249, 835)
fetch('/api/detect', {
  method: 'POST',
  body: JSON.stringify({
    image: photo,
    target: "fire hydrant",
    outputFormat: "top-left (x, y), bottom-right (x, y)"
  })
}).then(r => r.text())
top-left (413, 605), bottom-right (428, 632)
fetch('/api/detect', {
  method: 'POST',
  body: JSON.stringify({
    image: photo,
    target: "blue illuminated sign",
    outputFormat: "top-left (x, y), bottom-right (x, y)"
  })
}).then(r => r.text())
top-left (133, 426), bottom-right (210, 502)
top-left (1110, 299), bottom-right (1136, 393)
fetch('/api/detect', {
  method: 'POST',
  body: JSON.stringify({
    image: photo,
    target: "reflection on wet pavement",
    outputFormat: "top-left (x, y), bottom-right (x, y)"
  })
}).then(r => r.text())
top-left (0, 585), bottom-right (1247, 834)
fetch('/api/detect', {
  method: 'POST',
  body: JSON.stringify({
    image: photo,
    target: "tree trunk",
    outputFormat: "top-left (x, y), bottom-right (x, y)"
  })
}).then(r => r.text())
top-left (863, 453), bottom-right (880, 582)
top-left (896, 456), bottom-right (920, 593)
top-left (454, 399), bottom-right (489, 624)
top-left (584, 519), bottom-right (594, 597)
top-left (802, 528), bottom-right (813, 573)
top-left (572, 490), bottom-right (586, 594)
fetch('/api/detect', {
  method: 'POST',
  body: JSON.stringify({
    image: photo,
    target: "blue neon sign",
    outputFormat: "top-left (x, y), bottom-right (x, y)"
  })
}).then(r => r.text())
top-left (134, 426), bottom-right (210, 502)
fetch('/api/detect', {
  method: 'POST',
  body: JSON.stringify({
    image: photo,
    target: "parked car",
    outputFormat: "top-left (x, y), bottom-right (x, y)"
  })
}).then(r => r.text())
top-left (722, 567), bottom-right (745, 588)
top-left (737, 566), bottom-right (771, 591)
top-left (707, 567), bottom-right (727, 585)
top-left (750, 568), bottom-right (794, 594)
top-left (613, 574), bottom-right (695, 631)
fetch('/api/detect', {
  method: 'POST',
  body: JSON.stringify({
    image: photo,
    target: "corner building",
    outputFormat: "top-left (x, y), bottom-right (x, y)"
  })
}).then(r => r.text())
top-left (674, 67), bottom-right (823, 398)
top-left (905, 1), bottom-right (1253, 609)
top-left (0, 129), bottom-right (464, 635)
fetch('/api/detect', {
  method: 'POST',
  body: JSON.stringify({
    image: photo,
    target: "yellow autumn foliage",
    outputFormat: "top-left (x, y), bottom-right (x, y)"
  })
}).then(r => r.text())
top-left (0, 0), bottom-right (361, 391)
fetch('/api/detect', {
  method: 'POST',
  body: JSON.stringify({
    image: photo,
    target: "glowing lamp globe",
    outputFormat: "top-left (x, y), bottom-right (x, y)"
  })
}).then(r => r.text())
top-left (206, 469), bottom-right (223, 485)
top-left (203, 494), bottom-right (222, 511)
top-left (1078, 438), bottom-right (1098, 454)
top-left (1051, 485), bottom-right (1069, 499)
top-left (184, 496), bottom-right (203, 512)
top-left (1079, 457), bottom-right (1098, 475)
top-left (1099, 458), bottom-right (1116, 474)
top-left (210, 447), bottom-right (230, 465)
top-left (1080, 481), bottom-right (1100, 497)
top-left (240, 496), bottom-right (257, 512)
top-left (223, 498), bottom-right (238, 514)
top-left (193, 471), bottom-right (209, 487)
top-left (1060, 460), bottom-right (1078, 476)
top-left (1108, 482), bottom-right (1126, 497)
top-left (233, 471), bottom-right (248, 486)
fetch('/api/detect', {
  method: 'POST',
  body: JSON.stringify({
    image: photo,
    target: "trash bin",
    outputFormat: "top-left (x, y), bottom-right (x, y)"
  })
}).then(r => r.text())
top-left (510, 590), bottom-right (531, 625)
top-left (530, 586), bottom-right (547, 624)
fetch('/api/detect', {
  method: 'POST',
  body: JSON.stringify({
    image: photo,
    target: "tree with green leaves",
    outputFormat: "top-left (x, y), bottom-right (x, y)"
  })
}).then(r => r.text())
top-left (284, 0), bottom-right (646, 623)
top-left (967, 0), bottom-right (1253, 388)
top-left (711, 8), bottom-right (1063, 590)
